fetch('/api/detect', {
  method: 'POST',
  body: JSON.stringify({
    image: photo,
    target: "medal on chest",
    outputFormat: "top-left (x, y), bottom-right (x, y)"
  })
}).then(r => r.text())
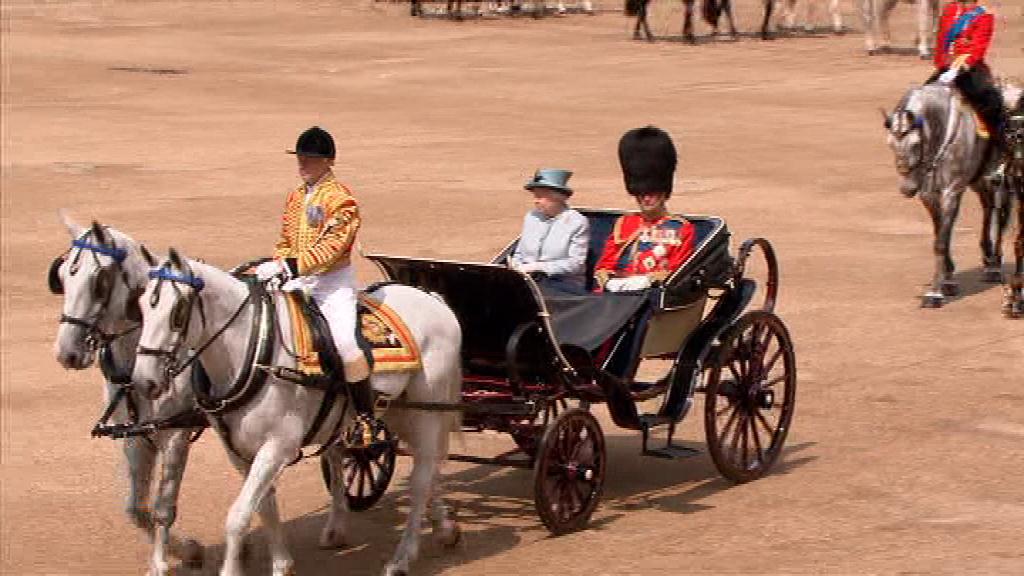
top-left (306, 204), bottom-right (325, 228)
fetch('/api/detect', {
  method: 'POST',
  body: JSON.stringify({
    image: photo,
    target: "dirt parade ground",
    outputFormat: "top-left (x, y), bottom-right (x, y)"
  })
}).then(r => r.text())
top-left (2, 0), bottom-right (1023, 574)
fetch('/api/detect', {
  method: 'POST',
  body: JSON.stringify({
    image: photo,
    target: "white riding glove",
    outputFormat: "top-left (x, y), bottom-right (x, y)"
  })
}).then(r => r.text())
top-left (938, 68), bottom-right (959, 86)
top-left (280, 277), bottom-right (308, 294)
top-left (605, 275), bottom-right (652, 292)
top-left (254, 260), bottom-right (286, 281)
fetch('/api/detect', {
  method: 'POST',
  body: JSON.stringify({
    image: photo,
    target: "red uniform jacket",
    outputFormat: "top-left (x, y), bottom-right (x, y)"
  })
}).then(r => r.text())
top-left (934, 2), bottom-right (993, 70)
top-left (594, 213), bottom-right (695, 289)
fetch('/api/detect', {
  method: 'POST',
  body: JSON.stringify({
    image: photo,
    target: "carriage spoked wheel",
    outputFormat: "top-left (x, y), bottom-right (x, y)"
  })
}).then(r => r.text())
top-left (704, 310), bottom-right (796, 483)
top-left (320, 433), bottom-right (398, 512)
top-left (533, 408), bottom-right (606, 535)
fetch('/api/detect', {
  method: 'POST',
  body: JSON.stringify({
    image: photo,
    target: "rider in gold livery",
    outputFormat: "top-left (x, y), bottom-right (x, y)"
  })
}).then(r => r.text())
top-left (255, 126), bottom-right (382, 446)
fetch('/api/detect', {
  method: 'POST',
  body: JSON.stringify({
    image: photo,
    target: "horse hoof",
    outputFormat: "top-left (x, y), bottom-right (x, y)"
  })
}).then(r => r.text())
top-left (983, 269), bottom-right (1004, 283)
top-left (182, 539), bottom-right (204, 569)
top-left (921, 293), bottom-right (945, 308)
top-left (941, 282), bottom-right (960, 297)
top-left (318, 527), bottom-right (347, 549)
top-left (434, 521), bottom-right (462, 549)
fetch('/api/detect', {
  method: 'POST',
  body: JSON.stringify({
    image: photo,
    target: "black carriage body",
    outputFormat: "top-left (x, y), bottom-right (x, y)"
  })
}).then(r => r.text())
top-left (366, 209), bottom-right (744, 432)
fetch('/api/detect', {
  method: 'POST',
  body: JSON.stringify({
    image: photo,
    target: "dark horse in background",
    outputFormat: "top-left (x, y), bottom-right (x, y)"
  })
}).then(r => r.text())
top-left (627, 0), bottom-right (773, 42)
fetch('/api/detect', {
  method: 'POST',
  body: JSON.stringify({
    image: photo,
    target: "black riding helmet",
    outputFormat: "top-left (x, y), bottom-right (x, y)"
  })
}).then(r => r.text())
top-left (288, 126), bottom-right (336, 159)
top-left (618, 126), bottom-right (677, 198)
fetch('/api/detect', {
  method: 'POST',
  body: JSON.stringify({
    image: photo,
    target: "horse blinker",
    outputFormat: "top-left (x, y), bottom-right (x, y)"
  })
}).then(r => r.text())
top-left (48, 256), bottom-right (65, 295)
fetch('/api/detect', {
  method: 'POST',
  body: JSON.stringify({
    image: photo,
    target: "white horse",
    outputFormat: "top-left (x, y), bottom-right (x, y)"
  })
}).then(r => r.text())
top-left (51, 216), bottom-right (203, 575)
top-left (132, 249), bottom-right (463, 576)
top-left (779, 0), bottom-right (842, 33)
top-left (862, 0), bottom-right (938, 57)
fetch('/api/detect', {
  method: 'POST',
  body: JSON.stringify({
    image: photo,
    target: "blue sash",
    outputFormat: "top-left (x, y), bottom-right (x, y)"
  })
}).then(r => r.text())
top-left (943, 6), bottom-right (985, 54)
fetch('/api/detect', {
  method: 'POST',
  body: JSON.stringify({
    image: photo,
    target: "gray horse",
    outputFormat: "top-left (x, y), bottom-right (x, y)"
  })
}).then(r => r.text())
top-left (883, 83), bottom-right (1008, 307)
top-left (51, 216), bottom-right (203, 575)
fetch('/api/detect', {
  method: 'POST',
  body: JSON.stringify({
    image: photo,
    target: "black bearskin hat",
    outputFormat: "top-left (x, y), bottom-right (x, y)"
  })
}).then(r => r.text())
top-left (288, 126), bottom-right (336, 159)
top-left (617, 126), bottom-right (677, 197)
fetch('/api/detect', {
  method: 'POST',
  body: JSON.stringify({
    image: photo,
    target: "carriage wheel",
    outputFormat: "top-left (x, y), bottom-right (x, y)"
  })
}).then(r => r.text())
top-left (511, 397), bottom-right (568, 458)
top-left (533, 409), bottom-right (605, 535)
top-left (704, 310), bottom-right (796, 483)
top-left (320, 437), bottom-right (397, 512)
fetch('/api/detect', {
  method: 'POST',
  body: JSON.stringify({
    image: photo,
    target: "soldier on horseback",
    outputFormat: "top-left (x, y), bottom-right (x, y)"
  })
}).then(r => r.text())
top-left (255, 126), bottom-right (382, 446)
top-left (927, 0), bottom-right (1008, 182)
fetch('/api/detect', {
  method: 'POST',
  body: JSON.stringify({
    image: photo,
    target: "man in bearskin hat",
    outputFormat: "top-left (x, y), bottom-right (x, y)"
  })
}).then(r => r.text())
top-left (928, 0), bottom-right (1008, 182)
top-left (254, 126), bottom-right (381, 446)
top-left (594, 126), bottom-right (695, 292)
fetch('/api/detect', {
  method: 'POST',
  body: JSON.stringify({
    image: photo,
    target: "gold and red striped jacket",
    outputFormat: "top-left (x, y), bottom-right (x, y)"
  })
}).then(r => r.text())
top-left (273, 172), bottom-right (360, 276)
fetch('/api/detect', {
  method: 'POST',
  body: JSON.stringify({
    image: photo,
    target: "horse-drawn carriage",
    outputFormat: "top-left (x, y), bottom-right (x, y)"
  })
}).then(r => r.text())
top-left (327, 207), bottom-right (797, 534)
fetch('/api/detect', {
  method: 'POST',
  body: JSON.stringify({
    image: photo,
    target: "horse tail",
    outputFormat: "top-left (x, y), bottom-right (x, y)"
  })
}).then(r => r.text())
top-left (702, 0), bottom-right (721, 26)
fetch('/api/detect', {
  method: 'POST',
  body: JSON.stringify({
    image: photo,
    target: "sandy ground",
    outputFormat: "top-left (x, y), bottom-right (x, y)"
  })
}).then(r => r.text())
top-left (2, 0), bottom-right (1023, 574)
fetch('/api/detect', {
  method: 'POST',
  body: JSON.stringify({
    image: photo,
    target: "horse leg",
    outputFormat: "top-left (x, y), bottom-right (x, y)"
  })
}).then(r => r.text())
top-left (979, 182), bottom-right (1007, 282)
top-left (924, 189), bottom-right (963, 306)
top-left (722, 0), bottom-right (737, 38)
top-left (760, 0), bottom-right (775, 40)
top-left (1008, 184), bottom-right (1024, 316)
top-left (861, 0), bottom-right (878, 52)
top-left (915, 0), bottom-right (933, 59)
top-left (124, 436), bottom-right (156, 534)
top-left (878, 0), bottom-right (897, 50)
top-left (384, 412), bottom-right (451, 576)
top-left (430, 469), bottom-right (461, 549)
top-left (639, 1), bottom-right (654, 41)
top-left (150, 430), bottom-right (202, 576)
top-left (829, 0), bottom-right (842, 33)
top-left (683, 0), bottom-right (695, 43)
top-left (318, 445), bottom-right (351, 549)
top-left (220, 446), bottom-right (293, 576)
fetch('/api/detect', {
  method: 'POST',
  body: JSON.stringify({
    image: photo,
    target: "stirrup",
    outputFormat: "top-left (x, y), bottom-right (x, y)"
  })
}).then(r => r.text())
top-left (347, 414), bottom-right (386, 448)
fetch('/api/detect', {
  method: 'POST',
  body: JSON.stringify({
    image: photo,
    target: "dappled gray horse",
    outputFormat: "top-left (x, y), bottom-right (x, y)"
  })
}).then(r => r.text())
top-left (133, 249), bottom-right (463, 576)
top-left (50, 216), bottom-right (203, 575)
top-left (883, 83), bottom-right (1008, 307)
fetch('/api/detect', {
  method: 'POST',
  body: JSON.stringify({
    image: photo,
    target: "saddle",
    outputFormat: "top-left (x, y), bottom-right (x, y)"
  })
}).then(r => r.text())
top-left (281, 289), bottom-right (421, 380)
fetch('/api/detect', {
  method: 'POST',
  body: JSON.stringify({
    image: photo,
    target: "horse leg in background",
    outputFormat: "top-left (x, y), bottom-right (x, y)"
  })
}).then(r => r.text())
top-left (720, 0), bottom-right (738, 38)
top-left (828, 0), bottom-right (843, 33)
top-left (220, 447), bottom-right (294, 576)
top-left (779, 0), bottom-right (798, 31)
top-left (411, 0), bottom-right (421, 16)
top-left (384, 410), bottom-right (455, 576)
top-left (861, 0), bottom-right (879, 53)
top-left (683, 0), bottom-right (696, 43)
top-left (877, 0), bottom-right (897, 51)
top-left (150, 430), bottom-right (203, 575)
top-left (760, 0), bottom-right (775, 40)
top-left (978, 181), bottom-right (1008, 282)
top-left (317, 445), bottom-right (351, 549)
top-left (915, 0), bottom-right (936, 59)
top-left (635, 0), bottom-right (654, 41)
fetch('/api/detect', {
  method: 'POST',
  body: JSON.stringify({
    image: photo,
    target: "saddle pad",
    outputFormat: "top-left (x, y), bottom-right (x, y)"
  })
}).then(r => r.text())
top-left (282, 292), bottom-right (421, 376)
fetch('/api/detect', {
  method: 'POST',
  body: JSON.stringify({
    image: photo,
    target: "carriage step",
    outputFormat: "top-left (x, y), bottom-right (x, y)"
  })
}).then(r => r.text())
top-left (643, 443), bottom-right (701, 460)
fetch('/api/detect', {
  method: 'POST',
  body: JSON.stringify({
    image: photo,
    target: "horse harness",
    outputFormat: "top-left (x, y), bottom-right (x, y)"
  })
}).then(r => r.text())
top-left (49, 231), bottom-right (205, 442)
top-left (136, 265), bottom-right (353, 465)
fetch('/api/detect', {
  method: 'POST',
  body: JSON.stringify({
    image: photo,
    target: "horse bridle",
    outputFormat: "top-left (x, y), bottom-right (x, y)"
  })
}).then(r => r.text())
top-left (50, 232), bottom-right (140, 351)
top-left (886, 109), bottom-right (926, 177)
top-left (135, 266), bottom-right (208, 382)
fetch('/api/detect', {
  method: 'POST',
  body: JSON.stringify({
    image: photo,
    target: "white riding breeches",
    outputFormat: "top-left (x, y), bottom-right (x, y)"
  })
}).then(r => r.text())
top-left (309, 265), bottom-right (363, 364)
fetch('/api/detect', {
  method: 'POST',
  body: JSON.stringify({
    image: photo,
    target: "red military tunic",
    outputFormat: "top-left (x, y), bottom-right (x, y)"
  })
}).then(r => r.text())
top-left (934, 1), bottom-right (993, 70)
top-left (594, 213), bottom-right (695, 290)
